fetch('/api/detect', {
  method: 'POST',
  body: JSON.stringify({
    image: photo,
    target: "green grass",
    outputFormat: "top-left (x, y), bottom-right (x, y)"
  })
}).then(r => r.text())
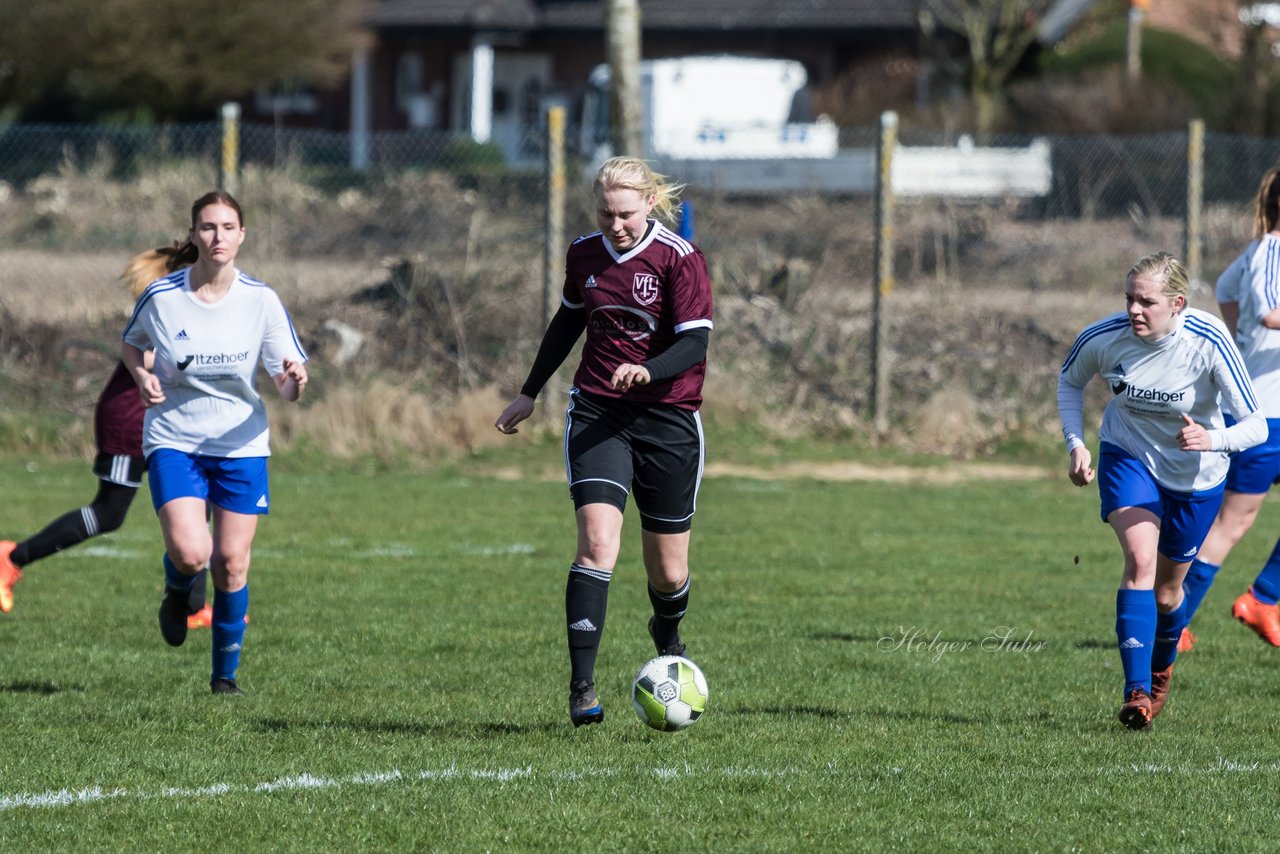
top-left (4, 452), bottom-right (1280, 849)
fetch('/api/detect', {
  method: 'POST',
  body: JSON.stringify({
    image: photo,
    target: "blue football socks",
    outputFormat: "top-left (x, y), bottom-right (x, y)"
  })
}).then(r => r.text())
top-left (1251, 540), bottom-right (1280, 606)
top-left (1116, 588), bottom-right (1156, 695)
top-left (1180, 558), bottom-right (1220, 624)
top-left (1151, 596), bottom-right (1189, 673)
top-left (211, 585), bottom-right (249, 681)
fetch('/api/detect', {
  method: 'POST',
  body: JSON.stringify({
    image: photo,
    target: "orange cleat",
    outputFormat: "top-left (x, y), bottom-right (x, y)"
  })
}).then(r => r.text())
top-left (1232, 589), bottom-right (1280, 646)
top-left (1176, 627), bottom-right (1197, 653)
top-left (1149, 665), bottom-right (1174, 720)
top-left (187, 604), bottom-right (249, 630)
top-left (0, 540), bottom-right (22, 614)
top-left (1118, 688), bottom-right (1153, 731)
top-left (187, 604), bottom-right (213, 630)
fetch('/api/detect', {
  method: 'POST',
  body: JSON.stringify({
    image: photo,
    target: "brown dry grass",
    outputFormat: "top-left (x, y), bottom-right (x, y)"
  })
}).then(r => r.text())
top-left (0, 154), bottom-right (1257, 465)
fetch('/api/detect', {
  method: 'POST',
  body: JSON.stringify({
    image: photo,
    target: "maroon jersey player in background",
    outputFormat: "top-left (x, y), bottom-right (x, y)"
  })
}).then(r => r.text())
top-left (1, 247), bottom-right (213, 627)
top-left (495, 156), bottom-right (714, 727)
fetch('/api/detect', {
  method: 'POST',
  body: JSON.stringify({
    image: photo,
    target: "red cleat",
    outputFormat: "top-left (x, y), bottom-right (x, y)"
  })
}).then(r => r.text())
top-left (0, 540), bottom-right (22, 614)
top-left (1232, 589), bottom-right (1280, 646)
top-left (1118, 688), bottom-right (1153, 731)
top-left (1176, 628), bottom-right (1196, 653)
top-left (1149, 665), bottom-right (1174, 720)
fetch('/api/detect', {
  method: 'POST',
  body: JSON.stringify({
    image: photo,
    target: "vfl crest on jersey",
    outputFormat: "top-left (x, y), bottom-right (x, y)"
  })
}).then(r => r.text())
top-left (632, 273), bottom-right (659, 306)
top-left (1109, 362), bottom-right (1127, 395)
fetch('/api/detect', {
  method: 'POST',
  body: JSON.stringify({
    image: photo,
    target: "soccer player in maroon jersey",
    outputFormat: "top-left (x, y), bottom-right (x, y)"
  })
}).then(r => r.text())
top-left (0, 247), bottom-right (213, 626)
top-left (495, 157), bottom-right (713, 727)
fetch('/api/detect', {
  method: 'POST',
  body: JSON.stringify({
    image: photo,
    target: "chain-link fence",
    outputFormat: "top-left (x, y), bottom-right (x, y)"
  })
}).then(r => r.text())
top-left (2, 117), bottom-right (1279, 457)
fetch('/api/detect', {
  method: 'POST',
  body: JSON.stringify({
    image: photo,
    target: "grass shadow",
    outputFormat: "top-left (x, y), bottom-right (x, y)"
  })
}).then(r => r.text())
top-left (0, 680), bottom-right (85, 695)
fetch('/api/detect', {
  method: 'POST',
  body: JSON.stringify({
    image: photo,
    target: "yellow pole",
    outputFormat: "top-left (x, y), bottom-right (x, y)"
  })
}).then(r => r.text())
top-left (220, 102), bottom-right (240, 194)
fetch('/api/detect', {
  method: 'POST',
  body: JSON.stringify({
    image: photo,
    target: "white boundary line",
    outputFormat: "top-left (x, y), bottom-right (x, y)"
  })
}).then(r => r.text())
top-left (0, 765), bottom-right (802, 812)
top-left (5, 759), bottom-right (1279, 812)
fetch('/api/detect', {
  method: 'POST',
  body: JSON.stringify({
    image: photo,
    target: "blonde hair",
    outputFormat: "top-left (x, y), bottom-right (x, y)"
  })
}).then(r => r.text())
top-left (1128, 251), bottom-right (1190, 302)
top-left (120, 242), bottom-right (195, 299)
top-left (1255, 167), bottom-right (1280, 237)
top-left (593, 157), bottom-right (685, 224)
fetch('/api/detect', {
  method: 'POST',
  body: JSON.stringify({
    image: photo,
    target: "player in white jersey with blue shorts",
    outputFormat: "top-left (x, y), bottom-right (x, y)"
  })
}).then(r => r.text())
top-left (1059, 251), bottom-right (1265, 730)
top-left (1181, 167), bottom-right (1280, 648)
top-left (122, 191), bottom-right (308, 696)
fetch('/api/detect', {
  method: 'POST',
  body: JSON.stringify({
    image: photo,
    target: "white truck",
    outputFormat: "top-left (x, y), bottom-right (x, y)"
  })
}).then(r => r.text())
top-left (578, 55), bottom-right (1051, 198)
top-left (579, 55), bottom-right (839, 165)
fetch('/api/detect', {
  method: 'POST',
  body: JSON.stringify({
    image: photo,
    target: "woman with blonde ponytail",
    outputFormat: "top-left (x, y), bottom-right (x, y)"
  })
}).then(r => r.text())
top-left (495, 157), bottom-right (713, 727)
top-left (122, 190), bottom-right (308, 697)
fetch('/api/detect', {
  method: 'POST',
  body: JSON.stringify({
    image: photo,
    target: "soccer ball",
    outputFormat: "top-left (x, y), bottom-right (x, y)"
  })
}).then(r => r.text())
top-left (631, 655), bottom-right (708, 731)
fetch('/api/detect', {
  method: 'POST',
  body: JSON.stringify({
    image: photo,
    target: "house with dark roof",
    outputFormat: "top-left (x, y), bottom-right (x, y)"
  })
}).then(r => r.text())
top-left (246, 0), bottom-right (1097, 165)
top-left (250, 0), bottom-right (921, 161)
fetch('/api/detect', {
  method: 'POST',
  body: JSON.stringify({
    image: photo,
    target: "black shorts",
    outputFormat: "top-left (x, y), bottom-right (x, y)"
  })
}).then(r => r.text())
top-left (92, 452), bottom-right (146, 488)
top-left (564, 388), bottom-right (705, 534)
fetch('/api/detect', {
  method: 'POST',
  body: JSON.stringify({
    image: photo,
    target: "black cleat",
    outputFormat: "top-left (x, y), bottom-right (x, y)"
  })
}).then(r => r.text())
top-left (159, 587), bottom-right (189, 647)
top-left (569, 679), bottom-right (604, 727)
top-left (648, 616), bottom-right (687, 658)
top-left (210, 677), bottom-right (245, 696)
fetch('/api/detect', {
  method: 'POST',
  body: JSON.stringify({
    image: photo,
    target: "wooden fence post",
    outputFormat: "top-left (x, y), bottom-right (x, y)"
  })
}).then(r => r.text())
top-left (872, 110), bottom-right (897, 434)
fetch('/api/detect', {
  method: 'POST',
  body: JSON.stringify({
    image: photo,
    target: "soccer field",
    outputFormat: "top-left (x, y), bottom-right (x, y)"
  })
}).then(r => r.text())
top-left (3, 454), bottom-right (1280, 849)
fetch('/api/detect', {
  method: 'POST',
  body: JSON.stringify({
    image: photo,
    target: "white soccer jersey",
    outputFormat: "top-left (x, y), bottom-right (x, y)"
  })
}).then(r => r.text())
top-left (1226, 236), bottom-right (1280, 418)
top-left (1216, 244), bottom-right (1251, 305)
top-left (122, 268), bottom-right (307, 458)
top-left (1059, 307), bottom-right (1260, 492)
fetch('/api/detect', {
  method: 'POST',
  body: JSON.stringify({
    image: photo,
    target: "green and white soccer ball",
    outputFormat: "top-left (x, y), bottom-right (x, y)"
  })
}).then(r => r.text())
top-left (631, 655), bottom-right (708, 731)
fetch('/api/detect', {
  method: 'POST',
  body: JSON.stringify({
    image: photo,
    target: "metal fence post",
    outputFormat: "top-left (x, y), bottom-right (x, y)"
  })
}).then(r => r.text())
top-left (220, 102), bottom-right (240, 194)
top-left (1185, 118), bottom-right (1204, 287)
top-left (872, 110), bottom-right (897, 434)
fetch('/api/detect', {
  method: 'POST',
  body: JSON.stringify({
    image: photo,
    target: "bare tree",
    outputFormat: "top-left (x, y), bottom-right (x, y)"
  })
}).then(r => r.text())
top-left (922, 0), bottom-right (1055, 138)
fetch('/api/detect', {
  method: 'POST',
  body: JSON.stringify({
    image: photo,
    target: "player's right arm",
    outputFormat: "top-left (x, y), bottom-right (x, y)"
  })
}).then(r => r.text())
top-left (1057, 318), bottom-right (1115, 487)
top-left (122, 342), bottom-right (165, 408)
top-left (495, 303), bottom-right (586, 434)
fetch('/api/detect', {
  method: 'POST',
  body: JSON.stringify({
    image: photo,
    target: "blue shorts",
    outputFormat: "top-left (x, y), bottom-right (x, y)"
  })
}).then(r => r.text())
top-left (147, 449), bottom-right (270, 515)
top-left (1224, 417), bottom-right (1280, 495)
top-left (1097, 442), bottom-right (1224, 563)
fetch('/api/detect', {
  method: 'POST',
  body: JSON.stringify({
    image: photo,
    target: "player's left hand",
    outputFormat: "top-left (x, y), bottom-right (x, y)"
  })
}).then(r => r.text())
top-left (276, 359), bottom-right (308, 401)
top-left (611, 363), bottom-right (651, 392)
top-left (1176, 413), bottom-right (1212, 452)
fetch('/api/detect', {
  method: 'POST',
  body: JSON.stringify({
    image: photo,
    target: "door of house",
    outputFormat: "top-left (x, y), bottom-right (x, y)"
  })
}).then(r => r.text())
top-left (451, 51), bottom-right (552, 164)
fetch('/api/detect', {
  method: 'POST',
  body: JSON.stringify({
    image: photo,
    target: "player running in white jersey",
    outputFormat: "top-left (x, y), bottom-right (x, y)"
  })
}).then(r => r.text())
top-left (1059, 251), bottom-right (1265, 730)
top-left (122, 190), bottom-right (308, 696)
top-left (495, 157), bottom-right (713, 727)
top-left (1180, 167), bottom-right (1280, 647)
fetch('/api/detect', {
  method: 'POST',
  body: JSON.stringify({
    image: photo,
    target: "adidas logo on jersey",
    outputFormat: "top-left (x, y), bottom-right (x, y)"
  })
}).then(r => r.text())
top-left (256, 494), bottom-right (268, 509)
top-left (175, 329), bottom-right (190, 341)
top-left (1119, 636), bottom-right (1145, 649)
top-left (584, 275), bottom-right (597, 288)
top-left (1109, 361), bottom-right (1127, 395)
top-left (568, 618), bottom-right (597, 632)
